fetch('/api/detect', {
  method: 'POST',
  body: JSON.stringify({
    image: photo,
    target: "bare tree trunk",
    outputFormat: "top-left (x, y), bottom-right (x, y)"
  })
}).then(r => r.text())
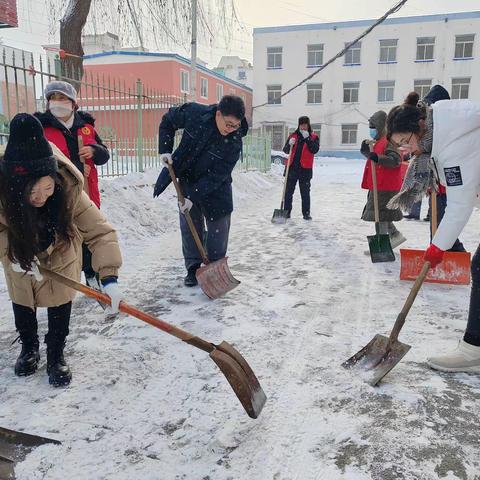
top-left (59, 0), bottom-right (92, 89)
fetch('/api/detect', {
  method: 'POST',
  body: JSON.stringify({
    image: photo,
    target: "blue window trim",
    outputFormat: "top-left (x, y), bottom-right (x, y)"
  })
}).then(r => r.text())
top-left (267, 67), bottom-right (283, 70)
top-left (378, 61), bottom-right (398, 64)
top-left (307, 65), bottom-right (322, 68)
top-left (414, 59), bottom-right (435, 63)
top-left (343, 63), bottom-right (361, 67)
top-left (453, 57), bottom-right (474, 61)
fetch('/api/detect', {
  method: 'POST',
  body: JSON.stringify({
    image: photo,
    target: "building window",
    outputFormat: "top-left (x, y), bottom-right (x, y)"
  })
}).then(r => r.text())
top-left (216, 83), bottom-right (224, 102)
top-left (343, 82), bottom-right (359, 103)
top-left (342, 124), bottom-right (357, 144)
top-left (200, 77), bottom-right (208, 98)
top-left (454, 34), bottom-right (475, 59)
top-left (311, 123), bottom-right (321, 141)
top-left (264, 124), bottom-right (286, 150)
top-left (238, 69), bottom-right (247, 80)
top-left (451, 77), bottom-right (470, 99)
top-left (344, 42), bottom-right (361, 65)
top-left (416, 37), bottom-right (435, 61)
top-left (307, 83), bottom-right (322, 104)
top-left (378, 80), bottom-right (395, 102)
top-left (379, 39), bottom-right (398, 62)
top-left (267, 47), bottom-right (283, 69)
top-left (180, 70), bottom-right (189, 93)
top-left (267, 85), bottom-right (282, 104)
top-left (413, 79), bottom-right (432, 99)
top-left (307, 44), bottom-right (324, 66)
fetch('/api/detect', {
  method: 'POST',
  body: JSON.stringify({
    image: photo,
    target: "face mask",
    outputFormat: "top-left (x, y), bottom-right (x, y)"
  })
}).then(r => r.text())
top-left (369, 128), bottom-right (377, 139)
top-left (49, 100), bottom-right (73, 118)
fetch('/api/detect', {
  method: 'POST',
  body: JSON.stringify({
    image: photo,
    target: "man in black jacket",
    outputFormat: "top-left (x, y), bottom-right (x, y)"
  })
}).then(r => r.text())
top-left (154, 95), bottom-right (248, 286)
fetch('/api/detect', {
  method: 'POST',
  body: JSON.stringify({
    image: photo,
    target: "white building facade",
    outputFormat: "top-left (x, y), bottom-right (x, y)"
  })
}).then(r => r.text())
top-left (214, 56), bottom-right (254, 89)
top-left (252, 11), bottom-right (480, 155)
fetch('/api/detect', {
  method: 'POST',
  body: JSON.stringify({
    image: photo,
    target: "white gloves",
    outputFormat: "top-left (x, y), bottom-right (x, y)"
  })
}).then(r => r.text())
top-left (300, 129), bottom-right (309, 139)
top-left (160, 153), bottom-right (173, 166)
top-left (102, 281), bottom-right (123, 315)
top-left (11, 257), bottom-right (43, 281)
top-left (288, 137), bottom-right (296, 146)
top-left (178, 198), bottom-right (193, 214)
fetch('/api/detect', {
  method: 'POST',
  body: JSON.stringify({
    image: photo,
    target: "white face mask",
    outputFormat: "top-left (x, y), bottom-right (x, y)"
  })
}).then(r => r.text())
top-left (49, 100), bottom-right (73, 119)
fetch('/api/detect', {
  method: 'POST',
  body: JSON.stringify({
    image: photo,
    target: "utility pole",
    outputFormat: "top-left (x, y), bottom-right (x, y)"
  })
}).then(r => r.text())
top-left (190, 0), bottom-right (197, 101)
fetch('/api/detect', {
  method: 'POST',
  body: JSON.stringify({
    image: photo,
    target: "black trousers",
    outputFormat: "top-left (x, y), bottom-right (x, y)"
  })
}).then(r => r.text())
top-left (465, 245), bottom-right (480, 346)
top-left (82, 243), bottom-right (96, 279)
top-left (283, 168), bottom-right (311, 216)
top-left (13, 302), bottom-right (72, 343)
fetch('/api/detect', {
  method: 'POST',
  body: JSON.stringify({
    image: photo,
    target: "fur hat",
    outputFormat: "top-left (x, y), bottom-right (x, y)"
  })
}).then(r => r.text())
top-left (2, 113), bottom-right (57, 177)
top-left (44, 80), bottom-right (77, 103)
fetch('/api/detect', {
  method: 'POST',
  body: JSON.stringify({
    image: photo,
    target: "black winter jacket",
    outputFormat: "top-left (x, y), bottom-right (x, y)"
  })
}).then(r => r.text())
top-left (154, 102), bottom-right (249, 220)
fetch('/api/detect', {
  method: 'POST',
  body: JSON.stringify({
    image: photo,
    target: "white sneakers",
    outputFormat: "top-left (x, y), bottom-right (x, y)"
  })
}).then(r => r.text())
top-left (427, 340), bottom-right (480, 373)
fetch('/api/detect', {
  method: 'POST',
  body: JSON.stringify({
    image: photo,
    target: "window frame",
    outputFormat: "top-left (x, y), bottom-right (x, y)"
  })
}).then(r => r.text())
top-left (379, 39), bottom-right (398, 63)
top-left (377, 80), bottom-right (395, 103)
top-left (413, 79), bottom-right (432, 100)
top-left (267, 46), bottom-right (283, 69)
top-left (307, 44), bottom-right (324, 67)
top-left (267, 84), bottom-right (282, 105)
top-left (344, 42), bottom-right (361, 65)
top-left (343, 81), bottom-right (360, 103)
top-left (180, 69), bottom-right (190, 94)
top-left (416, 37), bottom-right (435, 61)
top-left (200, 77), bottom-right (208, 98)
top-left (454, 34), bottom-right (475, 59)
top-left (451, 77), bottom-right (471, 99)
top-left (216, 83), bottom-right (224, 102)
top-left (341, 124), bottom-right (358, 145)
top-left (306, 83), bottom-right (322, 104)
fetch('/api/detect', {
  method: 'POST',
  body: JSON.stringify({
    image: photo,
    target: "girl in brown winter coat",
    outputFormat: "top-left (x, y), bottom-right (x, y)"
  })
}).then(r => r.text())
top-left (0, 114), bottom-right (123, 387)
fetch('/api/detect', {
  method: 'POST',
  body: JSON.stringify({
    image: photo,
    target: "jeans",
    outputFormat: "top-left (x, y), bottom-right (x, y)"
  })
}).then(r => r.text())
top-left (179, 204), bottom-right (231, 271)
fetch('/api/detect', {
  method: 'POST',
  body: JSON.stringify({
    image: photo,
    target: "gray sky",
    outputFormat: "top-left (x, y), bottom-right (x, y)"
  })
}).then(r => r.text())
top-left (1, 0), bottom-right (479, 67)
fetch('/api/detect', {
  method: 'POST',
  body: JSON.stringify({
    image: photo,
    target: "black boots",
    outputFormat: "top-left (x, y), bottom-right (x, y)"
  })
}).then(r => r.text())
top-left (184, 264), bottom-right (201, 287)
top-left (303, 214), bottom-right (312, 220)
top-left (46, 337), bottom-right (72, 387)
top-left (14, 335), bottom-right (40, 377)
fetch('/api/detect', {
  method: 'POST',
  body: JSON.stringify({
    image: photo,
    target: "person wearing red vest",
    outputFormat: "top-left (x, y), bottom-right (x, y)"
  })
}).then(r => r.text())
top-left (34, 81), bottom-right (110, 289)
top-left (282, 116), bottom-right (319, 220)
top-left (360, 110), bottom-right (405, 249)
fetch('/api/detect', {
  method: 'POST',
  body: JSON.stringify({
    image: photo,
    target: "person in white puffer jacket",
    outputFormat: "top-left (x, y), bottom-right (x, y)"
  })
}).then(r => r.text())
top-left (387, 93), bottom-right (480, 373)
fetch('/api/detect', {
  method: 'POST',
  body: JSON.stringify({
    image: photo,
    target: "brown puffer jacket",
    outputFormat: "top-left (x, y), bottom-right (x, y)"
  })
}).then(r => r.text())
top-left (0, 143), bottom-right (122, 308)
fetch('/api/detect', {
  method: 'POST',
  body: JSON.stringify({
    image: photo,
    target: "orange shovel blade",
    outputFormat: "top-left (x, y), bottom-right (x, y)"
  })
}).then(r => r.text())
top-left (400, 249), bottom-right (471, 285)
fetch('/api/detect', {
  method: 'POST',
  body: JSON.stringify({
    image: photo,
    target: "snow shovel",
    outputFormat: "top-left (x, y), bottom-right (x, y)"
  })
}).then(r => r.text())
top-left (78, 135), bottom-right (90, 197)
top-left (342, 261), bottom-right (430, 386)
top-left (400, 191), bottom-right (471, 285)
top-left (367, 158), bottom-right (395, 263)
top-left (271, 150), bottom-right (293, 224)
top-left (38, 267), bottom-right (266, 419)
top-left (0, 426), bottom-right (60, 479)
top-left (166, 163), bottom-right (240, 299)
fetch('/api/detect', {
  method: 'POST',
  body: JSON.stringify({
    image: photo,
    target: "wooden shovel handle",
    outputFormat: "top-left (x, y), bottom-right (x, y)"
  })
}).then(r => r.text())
top-left (368, 143), bottom-right (380, 224)
top-left (280, 148), bottom-right (293, 210)
top-left (78, 135), bottom-right (90, 197)
top-left (39, 266), bottom-right (215, 353)
top-left (388, 261), bottom-right (430, 345)
top-left (166, 163), bottom-right (209, 265)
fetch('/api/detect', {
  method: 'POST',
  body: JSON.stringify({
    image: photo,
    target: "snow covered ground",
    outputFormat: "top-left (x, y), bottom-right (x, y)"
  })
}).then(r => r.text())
top-left (1, 158), bottom-right (479, 480)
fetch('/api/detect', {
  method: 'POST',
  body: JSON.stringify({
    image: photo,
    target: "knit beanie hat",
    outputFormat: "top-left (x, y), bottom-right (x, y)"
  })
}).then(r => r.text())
top-left (3, 113), bottom-right (57, 177)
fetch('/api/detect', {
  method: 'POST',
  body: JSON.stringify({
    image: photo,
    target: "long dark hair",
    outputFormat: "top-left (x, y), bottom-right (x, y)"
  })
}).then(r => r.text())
top-left (386, 92), bottom-right (425, 140)
top-left (0, 171), bottom-right (74, 270)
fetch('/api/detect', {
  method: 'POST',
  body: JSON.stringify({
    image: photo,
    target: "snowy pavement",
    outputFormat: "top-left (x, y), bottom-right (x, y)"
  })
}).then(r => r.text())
top-left (1, 158), bottom-right (479, 480)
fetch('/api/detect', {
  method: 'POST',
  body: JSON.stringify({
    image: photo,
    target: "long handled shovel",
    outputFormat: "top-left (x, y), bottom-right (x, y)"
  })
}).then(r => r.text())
top-left (367, 157), bottom-right (395, 263)
top-left (38, 267), bottom-right (266, 419)
top-left (400, 191), bottom-right (471, 285)
top-left (271, 149), bottom-right (293, 224)
top-left (342, 261), bottom-right (430, 386)
top-left (0, 426), bottom-right (60, 480)
top-left (78, 135), bottom-right (90, 198)
top-left (166, 164), bottom-right (240, 300)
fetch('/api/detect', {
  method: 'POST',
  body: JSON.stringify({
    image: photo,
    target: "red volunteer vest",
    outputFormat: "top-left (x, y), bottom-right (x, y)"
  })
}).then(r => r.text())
top-left (43, 124), bottom-right (101, 208)
top-left (286, 132), bottom-right (319, 169)
top-left (361, 137), bottom-right (403, 192)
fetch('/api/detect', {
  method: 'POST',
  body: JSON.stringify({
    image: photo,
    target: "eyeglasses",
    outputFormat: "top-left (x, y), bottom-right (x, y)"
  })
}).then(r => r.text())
top-left (222, 114), bottom-right (241, 131)
top-left (391, 132), bottom-right (414, 149)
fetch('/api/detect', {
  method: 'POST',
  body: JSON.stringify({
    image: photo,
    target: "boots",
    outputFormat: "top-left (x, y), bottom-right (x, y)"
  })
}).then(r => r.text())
top-left (14, 335), bottom-right (40, 377)
top-left (184, 264), bottom-right (201, 287)
top-left (427, 340), bottom-right (480, 373)
top-left (46, 336), bottom-right (71, 387)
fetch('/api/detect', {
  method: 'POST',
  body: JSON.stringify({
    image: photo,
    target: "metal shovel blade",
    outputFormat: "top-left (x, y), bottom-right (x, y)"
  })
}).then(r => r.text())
top-left (367, 233), bottom-right (395, 263)
top-left (196, 258), bottom-right (240, 299)
top-left (271, 209), bottom-right (289, 224)
top-left (342, 334), bottom-right (411, 386)
top-left (0, 427), bottom-right (60, 479)
top-left (209, 341), bottom-right (267, 418)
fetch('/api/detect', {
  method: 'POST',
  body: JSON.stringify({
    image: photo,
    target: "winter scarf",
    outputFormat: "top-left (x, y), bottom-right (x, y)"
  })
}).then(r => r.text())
top-left (387, 109), bottom-right (436, 211)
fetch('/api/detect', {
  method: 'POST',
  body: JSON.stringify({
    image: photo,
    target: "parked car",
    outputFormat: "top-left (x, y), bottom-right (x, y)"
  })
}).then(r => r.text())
top-left (271, 150), bottom-right (289, 165)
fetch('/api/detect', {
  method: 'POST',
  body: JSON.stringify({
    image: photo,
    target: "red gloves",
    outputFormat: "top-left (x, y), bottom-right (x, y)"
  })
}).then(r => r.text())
top-left (424, 244), bottom-right (445, 268)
